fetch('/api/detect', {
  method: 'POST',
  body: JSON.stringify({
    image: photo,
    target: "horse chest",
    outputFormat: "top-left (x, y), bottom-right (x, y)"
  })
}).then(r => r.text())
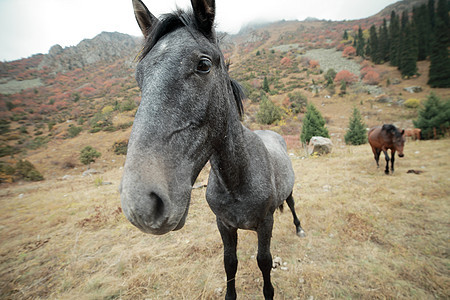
top-left (206, 179), bottom-right (274, 230)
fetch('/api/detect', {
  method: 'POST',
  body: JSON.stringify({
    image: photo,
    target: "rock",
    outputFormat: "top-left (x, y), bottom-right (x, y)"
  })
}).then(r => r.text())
top-left (82, 169), bottom-right (100, 176)
top-left (375, 94), bottom-right (392, 103)
top-left (61, 175), bottom-right (73, 180)
top-left (272, 256), bottom-right (283, 268)
top-left (307, 136), bottom-right (333, 155)
top-left (403, 86), bottom-right (422, 93)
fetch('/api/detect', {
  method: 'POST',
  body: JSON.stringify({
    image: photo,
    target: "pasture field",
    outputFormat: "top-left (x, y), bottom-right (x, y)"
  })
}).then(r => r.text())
top-left (0, 139), bottom-right (449, 299)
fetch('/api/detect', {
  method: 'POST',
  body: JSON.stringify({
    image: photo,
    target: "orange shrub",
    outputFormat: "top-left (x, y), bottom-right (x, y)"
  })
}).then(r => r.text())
top-left (334, 70), bottom-right (358, 84)
top-left (342, 46), bottom-right (356, 57)
top-left (362, 70), bottom-right (381, 85)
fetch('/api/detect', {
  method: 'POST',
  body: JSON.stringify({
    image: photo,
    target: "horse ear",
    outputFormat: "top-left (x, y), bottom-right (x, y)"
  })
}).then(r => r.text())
top-left (401, 129), bottom-right (405, 135)
top-left (132, 0), bottom-right (158, 38)
top-left (191, 0), bottom-right (215, 35)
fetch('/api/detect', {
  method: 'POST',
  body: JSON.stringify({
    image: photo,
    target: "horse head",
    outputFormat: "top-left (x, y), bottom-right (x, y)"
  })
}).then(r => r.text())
top-left (120, 0), bottom-right (242, 235)
top-left (383, 124), bottom-right (406, 157)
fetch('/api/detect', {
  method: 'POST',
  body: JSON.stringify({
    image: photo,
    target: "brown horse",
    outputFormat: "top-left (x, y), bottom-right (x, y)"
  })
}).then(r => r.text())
top-left (405, 128), bottom-right (421, 140)
top-left (368, 124), bottom-right (405, 174)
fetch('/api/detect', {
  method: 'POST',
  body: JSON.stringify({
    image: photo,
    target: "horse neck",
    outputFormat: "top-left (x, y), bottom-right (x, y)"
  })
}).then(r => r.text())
top-left (209, 111), bottom-right (250, 192)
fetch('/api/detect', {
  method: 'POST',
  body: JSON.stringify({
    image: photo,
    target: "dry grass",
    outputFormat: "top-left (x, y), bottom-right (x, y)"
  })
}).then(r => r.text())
top-left (0, 138), bottom-right (449, 299)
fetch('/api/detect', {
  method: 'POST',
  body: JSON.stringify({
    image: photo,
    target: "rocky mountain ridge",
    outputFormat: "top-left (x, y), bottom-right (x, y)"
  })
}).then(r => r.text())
top-left (38, 32), bottom-right (141, 73)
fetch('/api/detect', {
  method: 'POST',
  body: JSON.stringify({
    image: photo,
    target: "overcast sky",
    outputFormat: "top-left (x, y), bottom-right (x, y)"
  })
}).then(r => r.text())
top-left (0, 0), bottom-right (399, 62)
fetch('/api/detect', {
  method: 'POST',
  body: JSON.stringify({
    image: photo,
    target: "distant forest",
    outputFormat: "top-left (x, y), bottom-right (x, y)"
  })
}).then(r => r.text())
top-left (343, 0), bottom-right (450, 87)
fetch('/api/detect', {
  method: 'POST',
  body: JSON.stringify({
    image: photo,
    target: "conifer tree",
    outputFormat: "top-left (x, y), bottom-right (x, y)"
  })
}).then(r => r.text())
top-left (428, 0), bottom-right (450, 87)
top-left (379, 19), bottom-right (390, 62)
top-left (356, 26), bottom-right (365, 57)
top-left (399, 11), bottom-right (418, 77)
top-left (344, 107), bottom-right (367, 145)
top-left (414, 4), bottom-right (431, 60)
top-left (389, 11), bottom-right (401, 67)
top-left (369, 25), bottom-right (381, 63)
top-left (413, 92), bottom-right (450, 139)
top-left (343, 30), bottom-right (349, 40)
top-left (300, 103), bottom-right (329, 144)
top-left (262, 76), bottom-right (270, 93)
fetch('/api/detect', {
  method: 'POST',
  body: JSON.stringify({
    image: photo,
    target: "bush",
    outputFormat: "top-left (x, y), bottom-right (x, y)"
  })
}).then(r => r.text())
top-left (287, 91), bottom-right (308, 114)
top-left (120, 99), bottom-right (136, 112)
top-left (15, 160), bottom-right (44, 181)
top-left (68, 126), bottom-right (83, 138)
top-left (362, 71), bottom-right (381, 85)
top-left (344, 107), bottom-right (367, 145)
top-left (334, 70), bottom-right (358, 85)
top-left (80, 146), bottom-right (101, 167)
top-left (113, 140), bottom-right (128, 155)
top-left (342, 46), bottom-right (356, 57)
top-left (404, 98), bottom-right (421, 109)
top-left (324, 69), bottom-right (337, 85)
top-left (256, 96), bottom-right (282, 125)
top-left (413, 93), bottom-right (450, 139)
top-left (300, 103), bottom-right (329, 144)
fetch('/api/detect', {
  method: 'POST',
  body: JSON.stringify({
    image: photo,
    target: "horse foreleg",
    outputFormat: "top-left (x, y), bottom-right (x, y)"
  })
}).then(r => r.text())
top-left (286, 193), bottom-right (306, 237)
top-left (217, 219), bottom-right (238, 300)
top-left (383, 150), bottom-right (390, 174)
top-left (390, 150), bottom-right (396, 174)
top-left (257, 216), bottom-right (275, 300)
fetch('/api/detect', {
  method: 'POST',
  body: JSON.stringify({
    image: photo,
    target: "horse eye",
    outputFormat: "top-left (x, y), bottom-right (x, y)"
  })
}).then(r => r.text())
top-left (196, 58), bottom-right (212, 74)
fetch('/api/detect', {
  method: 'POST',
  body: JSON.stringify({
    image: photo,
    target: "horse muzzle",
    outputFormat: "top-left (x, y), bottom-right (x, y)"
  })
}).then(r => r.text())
top-left (398, 153), bottom-right (404, 158)
top-left (120, 183), bottom-right (190, 235)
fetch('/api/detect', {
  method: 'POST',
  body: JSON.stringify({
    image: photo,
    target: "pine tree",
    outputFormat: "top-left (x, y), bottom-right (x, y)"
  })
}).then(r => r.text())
top-left (413, 92), bottom-right (450, 139)
top-left (300, 103), bottom-right (329, 144)
top-left (344, 108), bottom-right (367, 145)
top-left (399, 11), bottom-right (418, 77)
top-left (414, 4), bottom-right (431, 60)
top-left (379, 19), bottom-right (390, 62)
top-left (343, 30), bottom-right (349, 40)
top-left (356, 26), bottom-right (365, 57)
top-left (389, 11), bottom-right (401, 67)
top-left (369, 25), bottom-right (381, 63)
top-left (428, 0), bottom-right (450, 87)
top-left (262, 76), bottom-right (270, 93)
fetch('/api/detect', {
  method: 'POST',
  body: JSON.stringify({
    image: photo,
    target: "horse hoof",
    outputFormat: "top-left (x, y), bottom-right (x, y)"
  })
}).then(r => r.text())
top-left (297, 229), bottom-right (306, 238)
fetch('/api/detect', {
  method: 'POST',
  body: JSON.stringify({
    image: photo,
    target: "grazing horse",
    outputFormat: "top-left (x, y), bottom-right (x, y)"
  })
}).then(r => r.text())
top-left (120, 0), bottom-right (305, 299)
top-left (368, 124), bottom-right (405, 174)
top-left (405, 128), bottom-right (421, 140)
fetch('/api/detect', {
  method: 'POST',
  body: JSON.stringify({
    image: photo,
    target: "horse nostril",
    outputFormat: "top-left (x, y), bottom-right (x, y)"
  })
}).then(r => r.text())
top-left (149, 192), bottom-right (165, 217)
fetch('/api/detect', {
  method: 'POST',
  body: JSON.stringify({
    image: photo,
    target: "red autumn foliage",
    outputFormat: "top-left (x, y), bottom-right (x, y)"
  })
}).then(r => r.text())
top-left (280, 57), bottom-right (292, 67)
top-left (342, 46), bottom-right (356, 57)
top-left (362, 70), bottom-right (381, 85)
top-left (334, 70), bottom-right (358, 84)
top-left (309, 60), bottom-right (320, 69)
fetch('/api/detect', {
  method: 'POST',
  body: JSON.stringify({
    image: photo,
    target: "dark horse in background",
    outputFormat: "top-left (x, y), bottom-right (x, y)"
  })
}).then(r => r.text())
top-left (120, 0), bottom-right (305, 299)
top-left (368, 124), bottom-right (406, 175)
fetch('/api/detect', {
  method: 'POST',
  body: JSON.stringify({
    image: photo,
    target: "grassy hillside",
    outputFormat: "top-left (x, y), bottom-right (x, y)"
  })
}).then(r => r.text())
top-left (0, 138), bottom-right (448, 299)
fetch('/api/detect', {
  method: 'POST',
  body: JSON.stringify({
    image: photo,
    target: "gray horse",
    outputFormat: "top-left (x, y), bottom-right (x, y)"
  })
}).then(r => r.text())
top-left (120, 0), bottom-right (305, 298)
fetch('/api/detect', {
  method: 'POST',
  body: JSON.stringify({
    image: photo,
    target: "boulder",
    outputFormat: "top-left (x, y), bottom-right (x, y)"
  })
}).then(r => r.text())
top-left (82, 169), bottom-right (100, 176)
top-left (307, 136), bottom-right (333, 155)
top-left (403, 86), bottom-right (422, 93)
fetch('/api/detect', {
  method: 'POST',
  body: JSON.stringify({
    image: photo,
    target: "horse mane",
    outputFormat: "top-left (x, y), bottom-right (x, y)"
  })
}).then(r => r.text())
top-left (137, 8), bottom-right (245, 118)
top-left (382, 124), bottom-right (401, 137)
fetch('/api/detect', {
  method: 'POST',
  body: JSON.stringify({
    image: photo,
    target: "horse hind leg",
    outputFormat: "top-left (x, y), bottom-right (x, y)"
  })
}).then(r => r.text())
top-left (286, 193), bottom-right (306, 237)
